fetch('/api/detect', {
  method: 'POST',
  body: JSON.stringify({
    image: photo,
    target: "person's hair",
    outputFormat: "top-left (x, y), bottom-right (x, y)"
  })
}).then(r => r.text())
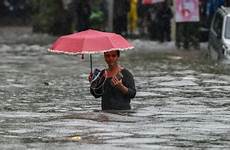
top-left (104, 50), bottom-right (120, 57)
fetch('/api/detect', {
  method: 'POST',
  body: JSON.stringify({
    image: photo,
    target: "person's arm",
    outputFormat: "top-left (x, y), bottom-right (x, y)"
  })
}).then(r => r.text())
top-left (111, 70), bottom-right (136, 98)
top-left (88, 70), bottom-right (105, 98)
top-left (123, 71), bottom-right (136, 98)
top-left (90, 87), bottom-right (102, 98)
top-left (113, 78), bottom-right (129, 94)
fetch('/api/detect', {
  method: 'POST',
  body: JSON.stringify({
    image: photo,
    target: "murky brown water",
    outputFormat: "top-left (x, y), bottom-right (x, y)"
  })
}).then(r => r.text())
top-left (1, 29), bottom-right (230, 149)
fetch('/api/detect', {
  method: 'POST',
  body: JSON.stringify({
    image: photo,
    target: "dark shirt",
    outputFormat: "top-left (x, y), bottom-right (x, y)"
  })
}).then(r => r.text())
top-left (90, 68), bottom-right (136, 110)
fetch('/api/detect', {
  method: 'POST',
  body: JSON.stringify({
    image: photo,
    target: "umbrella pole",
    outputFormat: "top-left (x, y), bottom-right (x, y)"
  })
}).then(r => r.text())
top-left (90, 54), bottom-right (93, 73)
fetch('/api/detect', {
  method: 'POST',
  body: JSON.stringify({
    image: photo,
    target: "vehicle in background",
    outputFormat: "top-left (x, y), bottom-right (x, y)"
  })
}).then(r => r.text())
top-left (208, 6), bottom-right (230, 60)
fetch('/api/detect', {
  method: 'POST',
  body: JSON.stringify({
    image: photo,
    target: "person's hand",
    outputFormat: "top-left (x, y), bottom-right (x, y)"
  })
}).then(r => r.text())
top-left (111, 76), bottom-right (129, 94)
top-left (88, 72), bottom-right (93, 82)
top-left (111, 76), bottom-right (123, 88)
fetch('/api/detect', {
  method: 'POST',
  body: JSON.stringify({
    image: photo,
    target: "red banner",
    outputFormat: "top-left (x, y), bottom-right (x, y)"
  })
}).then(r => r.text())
top-left (175, 0), bottom-right (200, 22)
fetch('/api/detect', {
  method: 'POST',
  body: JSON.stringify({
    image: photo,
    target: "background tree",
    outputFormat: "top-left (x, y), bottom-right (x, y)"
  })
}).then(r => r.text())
top-left (31, 0), bottom-right (73, 36)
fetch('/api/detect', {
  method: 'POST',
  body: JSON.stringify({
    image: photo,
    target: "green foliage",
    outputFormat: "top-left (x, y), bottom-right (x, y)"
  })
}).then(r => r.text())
top-left (89, 0), bottom-right (107, 30)
top-left (90, 9), bottom-right (104, 29)
top-left (31, 0), bottom-right (73, 35)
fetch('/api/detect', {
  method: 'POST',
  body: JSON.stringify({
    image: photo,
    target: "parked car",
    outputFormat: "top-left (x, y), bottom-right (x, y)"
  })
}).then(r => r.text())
top-left (208, 6), bottom-right (230, 60)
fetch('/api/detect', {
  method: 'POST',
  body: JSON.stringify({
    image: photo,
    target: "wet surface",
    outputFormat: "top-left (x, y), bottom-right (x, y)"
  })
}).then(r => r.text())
top-left (1, 27), bottom-right (230, 149)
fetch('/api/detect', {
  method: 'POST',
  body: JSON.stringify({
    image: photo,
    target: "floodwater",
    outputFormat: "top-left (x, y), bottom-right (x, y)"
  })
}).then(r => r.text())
top-left (1, 28), bottom-right (230, 150)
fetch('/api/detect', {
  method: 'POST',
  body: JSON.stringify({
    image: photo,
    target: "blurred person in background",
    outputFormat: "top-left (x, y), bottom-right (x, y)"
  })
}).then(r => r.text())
top-left (113, 0), bottom-right (130, 36)
top-left (156, 2), bottom-right (173, 42)
top-left (129, 0), bottom-right (138, 36)
top-left (73, 0), bottom-right (91, 32)
top-left (206, 0), bottom-right (224, 27)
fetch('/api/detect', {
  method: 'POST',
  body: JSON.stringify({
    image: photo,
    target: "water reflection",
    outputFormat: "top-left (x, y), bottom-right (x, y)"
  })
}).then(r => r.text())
top-left (1, 43), bottom-right (230, 149)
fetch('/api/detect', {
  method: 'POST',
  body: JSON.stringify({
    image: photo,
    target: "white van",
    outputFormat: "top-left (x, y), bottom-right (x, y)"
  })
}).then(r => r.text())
top-left (208, 6), bottom-right (230, 60)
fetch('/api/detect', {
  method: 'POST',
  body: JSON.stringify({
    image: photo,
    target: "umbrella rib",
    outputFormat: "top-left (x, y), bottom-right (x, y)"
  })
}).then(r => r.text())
top-left (107, 35), bottom-right (117, 49)
top-left (106, 34), bottom-right (134, 51)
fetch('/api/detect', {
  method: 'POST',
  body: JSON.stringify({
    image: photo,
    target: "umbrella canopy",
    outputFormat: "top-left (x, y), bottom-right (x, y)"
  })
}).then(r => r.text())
top-left (49, 29), bottom-right (134, 54)
top-left (48, 29), bottom-right (134, 72)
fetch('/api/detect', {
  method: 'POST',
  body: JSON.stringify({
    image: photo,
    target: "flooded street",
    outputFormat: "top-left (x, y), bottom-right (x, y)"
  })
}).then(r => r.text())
top-left (1, 27), bottom-right (230, 149)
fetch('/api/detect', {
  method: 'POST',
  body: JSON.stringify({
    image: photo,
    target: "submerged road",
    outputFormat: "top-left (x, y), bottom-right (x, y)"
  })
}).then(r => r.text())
top-left (0, 27), bottom-right (230, 150)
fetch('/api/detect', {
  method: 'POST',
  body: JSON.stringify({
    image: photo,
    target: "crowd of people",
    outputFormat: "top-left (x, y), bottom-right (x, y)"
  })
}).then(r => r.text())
top-left (69, 0), bottom-right (228, 50)
top-left (69, 0), bottom-right (173, 41)
top-left (1, 0), bottom-right (230, 49)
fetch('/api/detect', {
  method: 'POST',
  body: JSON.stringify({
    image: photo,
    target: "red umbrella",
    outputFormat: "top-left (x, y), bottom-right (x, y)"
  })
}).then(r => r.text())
top-left (49, 29), bottom-right (134, 72)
